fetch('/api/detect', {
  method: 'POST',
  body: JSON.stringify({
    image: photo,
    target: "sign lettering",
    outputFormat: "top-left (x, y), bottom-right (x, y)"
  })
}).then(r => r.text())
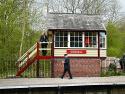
top-left (67, 50), bottom-right (87, 54)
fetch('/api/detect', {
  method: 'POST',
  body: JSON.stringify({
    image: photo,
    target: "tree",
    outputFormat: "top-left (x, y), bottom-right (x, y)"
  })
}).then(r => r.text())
top-left (0, 0), bottom-right (40, 77)
top-left (107, 21), bottom-right (125, 57)
top-left (47, 0), bottom-right (120, 21)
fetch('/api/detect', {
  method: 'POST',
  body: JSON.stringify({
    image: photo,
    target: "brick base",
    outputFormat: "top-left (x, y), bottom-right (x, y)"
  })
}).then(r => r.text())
top-left (53, 58), bottom-right (101, 77)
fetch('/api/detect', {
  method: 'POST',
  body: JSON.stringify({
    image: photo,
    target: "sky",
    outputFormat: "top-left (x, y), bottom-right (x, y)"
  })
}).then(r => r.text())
top-left (119, 0), bottom-right (125, 12)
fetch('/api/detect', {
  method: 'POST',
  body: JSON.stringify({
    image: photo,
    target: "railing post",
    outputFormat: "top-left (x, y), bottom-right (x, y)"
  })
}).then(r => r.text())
top-left (36, 60), bottom-right (40, 77)
top-left (37, 42), bottom-right (40, 58)
top-left (26, 51), bottom-right (30, 65)
top-left (51, 32), bottom-right (54, 78)
top-left (36, 42), bottom-right (40, 77)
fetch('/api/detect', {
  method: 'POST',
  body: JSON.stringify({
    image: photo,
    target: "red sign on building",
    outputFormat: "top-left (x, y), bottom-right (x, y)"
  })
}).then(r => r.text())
top-left (67, 50), bottom-right (87, 54)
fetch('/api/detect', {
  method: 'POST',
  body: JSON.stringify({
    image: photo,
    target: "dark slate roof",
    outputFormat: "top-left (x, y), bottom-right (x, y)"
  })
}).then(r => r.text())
top-left (47, 13), bottom-right (106, 31)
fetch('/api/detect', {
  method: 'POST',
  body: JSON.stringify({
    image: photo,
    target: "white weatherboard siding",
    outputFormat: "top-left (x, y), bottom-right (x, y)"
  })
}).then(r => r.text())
top-left (100, 49), bottom-right (107, 57)
top-left (54, 49), bottom-right (106, 57)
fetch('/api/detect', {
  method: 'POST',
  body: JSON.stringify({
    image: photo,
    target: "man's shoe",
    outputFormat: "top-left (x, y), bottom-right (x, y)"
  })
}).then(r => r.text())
top-left (61, 77), bottom-right (63, 79)
top-left (69, 77), bottom-right (72, 79)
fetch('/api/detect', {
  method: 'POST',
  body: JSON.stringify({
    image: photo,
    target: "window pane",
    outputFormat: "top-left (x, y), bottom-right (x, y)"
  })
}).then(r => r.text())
top-left (55, 42), bottom-right (59, 47)
top-left (100, 43), bottom-right (102, 47)
top-left (55, 37), bottom-right (59, 41)
top-left (55, 32), bottom-right (59, 36)
top-left (70, 32), bottom-right (83, 47)
top-left (64, 37), bottom-right (68, 41)
top-left (60, 37), bottom-right (63, 41)
top-left (60, 42), bottom-right (63, 47)
top-left (70, 32), bottom-right (74, 36)
top-left (85, 37), bottom-right (90, 44)
top-left (79, 42), bottom-right (82, 47)
top-left (75, 42), bottom-right (78, 47)
top-left (85, 32), bottom-right (89, 36)
top-left (79, 32), bottom-right (82, 36)
top-left (64, 42), bottom-right (68, 47)
top-left (70, 37), bottom-right (74, 41)
top-left (89, 32), bottom-right (92, 36)
top-left (79, 37), bottom-right (82, 41)
top-left (88, 37), bottom-right (92, 47)
top-left (55, 32), bottom-right (68, 47)
top-left (64, 32), bottom-right (68, 36)
top-left (70, 42), bottom-right (74, 47)
top-left (85, 32), bottom-right (97, 48)
top-left (100, 32), bottom-right (105, 37)
top-left (75, 37), bottom-right (78, 41)
top-left (102, 43), bottom-right (105, 48)
top-left (60, 32), bottom-right (63, 36)
top-left (92, 32), bottom-right (96, 36)
top-left (100, 32), bottom-right (106, 48)
top-left (75, 32), bottom-right (78, 36)
top-left (103, 38), bottom-right (105, 42)
top-left (93, 37), bottom-right (96, 45)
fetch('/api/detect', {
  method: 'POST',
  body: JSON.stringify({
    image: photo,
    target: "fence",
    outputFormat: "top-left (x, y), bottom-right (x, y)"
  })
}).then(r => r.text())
top-left (0, 56), bottom-right (122, 78)
top-left (101, 57), bottom-right (121, 70)
top-left (0, 59), bottom-right (17, 78)
top-left (0, 59), bottom-right (52, 78)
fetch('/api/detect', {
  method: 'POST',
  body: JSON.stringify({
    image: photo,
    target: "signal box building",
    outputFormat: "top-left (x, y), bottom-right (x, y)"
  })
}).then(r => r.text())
top-left (47, 13), bottom-right (107, 77)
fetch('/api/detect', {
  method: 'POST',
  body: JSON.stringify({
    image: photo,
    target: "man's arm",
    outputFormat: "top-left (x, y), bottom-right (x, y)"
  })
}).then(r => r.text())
top-left (45, 35), bottom-right (48, 42)
top-left (40, 36), bottom-right (43, 42)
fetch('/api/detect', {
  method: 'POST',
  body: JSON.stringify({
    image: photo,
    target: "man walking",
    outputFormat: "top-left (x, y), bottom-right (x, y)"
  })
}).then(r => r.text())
top-left (61, 54), bottom-right (72, 79)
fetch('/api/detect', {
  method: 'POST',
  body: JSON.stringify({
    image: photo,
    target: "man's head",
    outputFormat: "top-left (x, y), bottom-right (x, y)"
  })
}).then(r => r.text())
top-left (42, 32), bottom-right (46, 36)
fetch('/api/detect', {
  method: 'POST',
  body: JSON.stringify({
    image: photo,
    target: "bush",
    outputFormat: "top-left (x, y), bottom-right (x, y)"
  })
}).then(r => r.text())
top-left (100, 63), bottom-right (124, 77)
top-left (108, 63), bottom-right (117, 72)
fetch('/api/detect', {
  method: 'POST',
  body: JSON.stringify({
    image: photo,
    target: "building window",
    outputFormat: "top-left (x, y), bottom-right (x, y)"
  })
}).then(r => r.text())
top-left (55, 32), bottom-right (68, 47)
top-left (100, 32), bottom-right (106, 48)
top-left (70, 32), bottom-right (82, 47)
top-left (85, 32), bottom-right (97, 47)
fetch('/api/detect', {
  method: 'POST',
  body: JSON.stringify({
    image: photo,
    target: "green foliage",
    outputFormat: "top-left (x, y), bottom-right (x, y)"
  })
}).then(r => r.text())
top-left (0, 0), bottom-right (22, 73)
top-left (101, 63), bottom-right (122, 77)
top-left (108, 63), bottom-right (116, 72)
top-left (107, 21), bottom-right (125, 57)
top-left (21, 60), bottom-right (51, 78)
top-left (0, 0), bottom-right (41, 78)
top-left (101, 70), bottom-right (122, 77)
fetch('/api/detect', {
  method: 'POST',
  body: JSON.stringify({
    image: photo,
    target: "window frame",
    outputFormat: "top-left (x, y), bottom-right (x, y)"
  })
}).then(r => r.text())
top-left (54, 31), bottom-right (106, 49)
top-left (69, 32), bottom-right (83, 48)
top-left (100, 32), bottom-right (107, 49)
top-left (54, 31), bottom-right (68, 48)
top-left (84, 32), bottom-right (98, 48)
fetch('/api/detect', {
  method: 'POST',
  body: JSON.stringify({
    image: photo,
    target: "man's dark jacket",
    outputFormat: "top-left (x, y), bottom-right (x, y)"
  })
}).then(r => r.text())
top-left (64, 57), bottom-right (70, 69)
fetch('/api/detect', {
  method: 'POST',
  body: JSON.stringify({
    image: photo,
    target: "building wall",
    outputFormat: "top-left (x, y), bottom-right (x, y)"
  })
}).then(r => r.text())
top-left (54, 48), bottom-right (106, 57)
top-left (100, 49), bottom-right (107, 57)
top-left (53, 58), bottom-right (101, 77)
top-left (48, 31), bottom-right (106, 77)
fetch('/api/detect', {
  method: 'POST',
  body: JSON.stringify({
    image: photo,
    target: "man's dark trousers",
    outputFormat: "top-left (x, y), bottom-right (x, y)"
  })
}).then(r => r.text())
top-left (61, 68), bottom-right (72, 79)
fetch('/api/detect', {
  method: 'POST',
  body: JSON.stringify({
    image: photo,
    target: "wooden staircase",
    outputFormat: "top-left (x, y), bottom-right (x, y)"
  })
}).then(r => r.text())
top-left (16, 42), bottom-right (53, 77)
